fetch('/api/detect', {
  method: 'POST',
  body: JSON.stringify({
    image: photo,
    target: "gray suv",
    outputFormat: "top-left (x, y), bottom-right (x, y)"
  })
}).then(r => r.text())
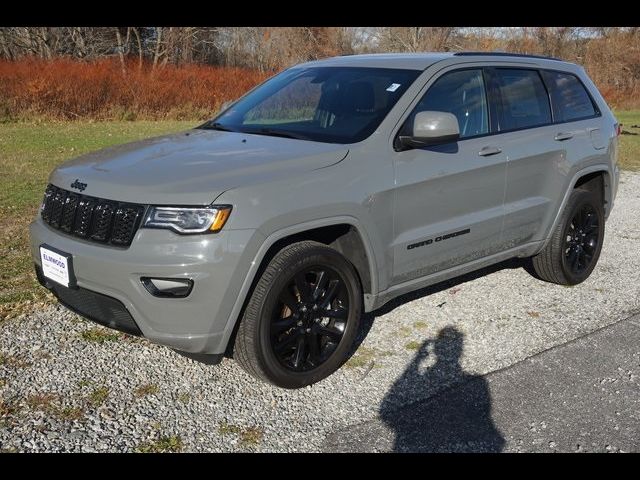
top-left (30, 52), bottom-right (620, 388)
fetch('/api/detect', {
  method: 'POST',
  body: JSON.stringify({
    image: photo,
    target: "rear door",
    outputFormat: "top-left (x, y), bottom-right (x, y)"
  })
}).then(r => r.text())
top-left (485, 67), bottom-right (562, 247)
top-left (489, 67), bottom-right (603, 248)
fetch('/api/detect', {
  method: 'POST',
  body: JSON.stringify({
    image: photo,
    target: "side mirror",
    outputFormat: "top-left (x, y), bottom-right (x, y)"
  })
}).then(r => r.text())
top-left (397, 111), bottom-right (460, 150)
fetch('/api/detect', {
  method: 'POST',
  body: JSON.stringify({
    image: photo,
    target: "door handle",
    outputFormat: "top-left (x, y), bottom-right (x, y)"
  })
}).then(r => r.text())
top-left (554, 132), bottom-right (574, 141)
top-left (478, 146), bottom-right (502, 157)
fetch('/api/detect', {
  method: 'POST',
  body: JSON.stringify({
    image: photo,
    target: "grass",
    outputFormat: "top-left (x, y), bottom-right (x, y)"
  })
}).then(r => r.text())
top-left (80, 327), bottom-right (121, 344)
top-left (218, 421), bottom-right (264, 447)
top-left (404, 340), bottom-right (422, 351)
top-left (344, 346), bottom-right (393, 369)
top-left (218, 421), bottom-right (243, 435)
top-left (397, 326), bottom-right (412, 338)
top-left (0, 112), bottom-right (637, 319)
top-left (134, 383), bottom-right (159, 398)
top-left (615, 110), bottom-right (640, 171)
top-left (0, 398), bottom-right (18, 417)
top-left (176, 392), bottom-right (191, 404)
top-left (136, 435), bottom-right (183, 453)
top-left (0, 120), bottom-right (197, 318)
top-left (24, 392), bottom-right (85, 421)
top-left (0, 352), bottom-right (31, 368)
top-left (88, 386), bottom-right (109, 407)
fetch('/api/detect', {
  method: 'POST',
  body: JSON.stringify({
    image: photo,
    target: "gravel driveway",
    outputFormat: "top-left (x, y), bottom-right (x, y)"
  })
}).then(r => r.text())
top-left (2, 172), bottom-right (639, 453)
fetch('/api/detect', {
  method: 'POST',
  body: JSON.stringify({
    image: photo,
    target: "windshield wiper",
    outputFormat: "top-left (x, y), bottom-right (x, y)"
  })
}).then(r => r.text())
top-left (199, 121), bottom-right (235, 132)
top-left (244, 127), bottom-right (311, 141)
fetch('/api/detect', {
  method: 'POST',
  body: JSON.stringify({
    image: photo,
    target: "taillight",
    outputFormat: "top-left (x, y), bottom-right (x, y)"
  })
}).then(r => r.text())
top-left (615, 123), bottom-right (622, 136)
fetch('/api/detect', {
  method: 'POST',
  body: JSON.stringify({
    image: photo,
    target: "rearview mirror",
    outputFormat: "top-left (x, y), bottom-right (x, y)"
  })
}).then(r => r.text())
top-left (397, 111), bottom-right (460, 150)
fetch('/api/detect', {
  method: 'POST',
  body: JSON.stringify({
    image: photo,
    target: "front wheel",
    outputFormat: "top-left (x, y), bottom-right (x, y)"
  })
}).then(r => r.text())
top-left (234, 241), bottom-right (362, 388)
top-left (529, 189), bottom-right (605, 285)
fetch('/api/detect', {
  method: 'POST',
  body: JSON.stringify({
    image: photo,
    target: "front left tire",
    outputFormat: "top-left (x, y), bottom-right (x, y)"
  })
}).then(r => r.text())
top-left (233, 240), bottom-right (363, 389)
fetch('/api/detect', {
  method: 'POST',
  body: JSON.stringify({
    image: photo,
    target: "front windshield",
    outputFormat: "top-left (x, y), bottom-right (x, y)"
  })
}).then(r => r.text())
top-left (202, 66), bottom-right (421, 144)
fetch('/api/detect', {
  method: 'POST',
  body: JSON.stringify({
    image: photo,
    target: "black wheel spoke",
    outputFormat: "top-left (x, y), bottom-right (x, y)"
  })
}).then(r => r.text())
top-left (324, 307), bottom-right (347, 319)
top-left (279, 288), bottom-right (300, 312)
top-left (571, 250), bottom-right (581, 272)
top-left (294, 273), bottom-right (313, 303)
top-left (319, 324), bottom-right (343, 343)
top-left (312, 270), bottom-right (328, 300)
top-left (274, 332), bottom-right (299, 353)
top-left (584, 214), bottom-right (598, 231)
top-left (308, 332), bottom-right (321, 365)
top-left (320, 279), bottom-right (340, 308)
top-left (292, 336), bottom-right (307, 370)
top-left (272, 316), bottom-right (296, 335)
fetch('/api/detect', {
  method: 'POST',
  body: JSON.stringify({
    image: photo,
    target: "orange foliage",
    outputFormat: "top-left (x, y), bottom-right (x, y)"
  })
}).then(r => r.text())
top-left (0, 57), bottom-right (271, 120)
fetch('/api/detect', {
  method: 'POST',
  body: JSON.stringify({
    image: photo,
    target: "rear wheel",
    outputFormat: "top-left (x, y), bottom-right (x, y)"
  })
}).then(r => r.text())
top-left (529, 189), bottom-right (605, 285)
top-left (234, 241), bottom-right (362, 388)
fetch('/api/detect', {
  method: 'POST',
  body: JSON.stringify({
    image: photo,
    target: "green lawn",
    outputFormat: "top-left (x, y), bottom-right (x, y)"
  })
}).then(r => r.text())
top-left (614, 110), bottom-right (640, 171)
top-left (0, 114), bottom-right (638, 318)
top-left (0, 120), bottom-right (196, 318)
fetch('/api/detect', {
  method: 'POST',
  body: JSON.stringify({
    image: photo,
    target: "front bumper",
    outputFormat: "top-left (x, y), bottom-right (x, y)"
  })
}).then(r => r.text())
top-left (35, 265), bottom-right (142, 335)
top-left (30, 216), bottom-right (263, 354)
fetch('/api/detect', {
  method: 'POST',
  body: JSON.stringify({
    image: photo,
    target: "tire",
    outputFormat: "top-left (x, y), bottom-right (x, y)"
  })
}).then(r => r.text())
top-left (234, 241), bottom-right (363, 389)
top-left (530, 188), bottom-right (605, 285)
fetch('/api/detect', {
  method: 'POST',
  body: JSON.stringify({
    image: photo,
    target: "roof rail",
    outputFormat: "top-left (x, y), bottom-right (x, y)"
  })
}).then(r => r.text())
top-left (453, 51), bottom-right (562, 61)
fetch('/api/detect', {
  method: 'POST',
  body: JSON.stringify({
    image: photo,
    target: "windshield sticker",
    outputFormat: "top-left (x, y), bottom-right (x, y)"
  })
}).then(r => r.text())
top-left (386, 83), bottom-right (401, 92)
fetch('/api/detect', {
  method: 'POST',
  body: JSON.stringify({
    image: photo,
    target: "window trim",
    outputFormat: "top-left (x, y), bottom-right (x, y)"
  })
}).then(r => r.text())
top-left (484, 67), bottom-right (554, 134)
top-left (392, 64), bottom-right (603, 151)
top-left (392, 67), bottom-right (492, 150)
top-left (539, 68), bottom-right (602, 124)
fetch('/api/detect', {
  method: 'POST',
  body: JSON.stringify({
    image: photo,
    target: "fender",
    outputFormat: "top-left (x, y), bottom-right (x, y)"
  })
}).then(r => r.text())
top-left (538, 164), bottom-right (611, 253)
top-left (216, 216), bottom-right (380, 351)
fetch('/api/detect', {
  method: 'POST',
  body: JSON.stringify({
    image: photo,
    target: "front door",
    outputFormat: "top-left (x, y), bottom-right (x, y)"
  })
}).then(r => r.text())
top-left (391, 68), bottom-right (507, 285)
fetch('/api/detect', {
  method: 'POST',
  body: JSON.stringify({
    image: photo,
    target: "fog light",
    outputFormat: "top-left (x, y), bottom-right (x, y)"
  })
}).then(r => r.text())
top-left (141, 277), bottom-right (193, 298)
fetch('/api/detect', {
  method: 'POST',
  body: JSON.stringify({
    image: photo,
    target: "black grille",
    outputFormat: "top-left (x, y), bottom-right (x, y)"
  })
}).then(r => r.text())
top-left (40, 184), bottom-right (144, 247)
top-left (35, 265), bottom-right (142, 336)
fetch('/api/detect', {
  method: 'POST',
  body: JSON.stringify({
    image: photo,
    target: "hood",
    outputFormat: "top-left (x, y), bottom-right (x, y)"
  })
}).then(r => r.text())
top-left (50, 129), bottom-right (349, 205)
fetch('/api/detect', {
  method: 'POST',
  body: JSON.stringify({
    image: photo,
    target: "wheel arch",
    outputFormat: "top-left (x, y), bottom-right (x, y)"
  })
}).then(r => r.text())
top-left (539, 165), bottom-right (611, 254)
top-left (220, 217), bottom-right (379, 356)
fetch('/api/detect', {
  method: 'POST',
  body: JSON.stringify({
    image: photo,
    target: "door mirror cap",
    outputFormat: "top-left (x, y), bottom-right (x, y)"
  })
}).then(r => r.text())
top-left (398, 111), bottom-right (461, 150)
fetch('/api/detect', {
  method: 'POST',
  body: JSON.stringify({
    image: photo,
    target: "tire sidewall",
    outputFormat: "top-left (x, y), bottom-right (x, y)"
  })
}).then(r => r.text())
top-left (559, 190), bottom-right (605, 285)
top-left (255, 246), bottom-right (362, 388)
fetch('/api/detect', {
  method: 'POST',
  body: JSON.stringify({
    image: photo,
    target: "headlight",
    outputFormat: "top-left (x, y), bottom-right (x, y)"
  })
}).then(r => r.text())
top-left (142, 206), bottom-right (232, 234)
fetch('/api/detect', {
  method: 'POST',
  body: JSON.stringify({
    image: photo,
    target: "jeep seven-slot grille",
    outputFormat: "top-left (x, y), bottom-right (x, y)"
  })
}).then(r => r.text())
top-left (41, 184), bottom-right (145, 247)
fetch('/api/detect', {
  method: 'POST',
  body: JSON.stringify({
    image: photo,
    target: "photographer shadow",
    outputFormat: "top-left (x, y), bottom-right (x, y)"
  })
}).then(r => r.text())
top-left (379, 326), bottom-right (505, 452)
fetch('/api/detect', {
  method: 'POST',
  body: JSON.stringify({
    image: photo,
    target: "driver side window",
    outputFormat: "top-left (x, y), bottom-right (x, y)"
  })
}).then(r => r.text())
top-left (404, 69), bottom-right (489, 139)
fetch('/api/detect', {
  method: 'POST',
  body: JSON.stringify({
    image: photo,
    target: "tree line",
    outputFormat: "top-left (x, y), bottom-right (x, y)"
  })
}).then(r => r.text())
top-left (1, 27), bottom-right (638, 108)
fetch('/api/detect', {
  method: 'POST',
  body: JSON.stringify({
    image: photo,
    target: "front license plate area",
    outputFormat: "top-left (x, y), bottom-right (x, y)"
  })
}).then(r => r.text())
top-left (40, 244), bottom-right (77, 288)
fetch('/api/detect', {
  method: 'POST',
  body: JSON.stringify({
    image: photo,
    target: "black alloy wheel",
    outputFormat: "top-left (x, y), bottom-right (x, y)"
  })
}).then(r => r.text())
top-left (270, 266), bottom-right (349, 372)
top-left (234, 241), bottom-right (363, 388)
top-left (529, 188), bottom-right (605, 286)
top-left (563, 203), bottom-right (600, 275)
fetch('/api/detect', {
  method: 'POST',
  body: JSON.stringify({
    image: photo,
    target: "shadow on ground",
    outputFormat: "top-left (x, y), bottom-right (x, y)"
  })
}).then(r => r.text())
top-left (346, 259), bottom-right (524, 452)
top-left (379, 327), bottom-right (505, 452)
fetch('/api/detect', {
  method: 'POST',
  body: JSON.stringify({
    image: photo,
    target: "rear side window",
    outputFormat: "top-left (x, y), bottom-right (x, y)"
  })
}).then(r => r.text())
top-left (541, 70), bottom-right (597, 122)
top-left (406, 69), bottom-right (489, 139)
top-left (492, 69), bottom-right (552, 131)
